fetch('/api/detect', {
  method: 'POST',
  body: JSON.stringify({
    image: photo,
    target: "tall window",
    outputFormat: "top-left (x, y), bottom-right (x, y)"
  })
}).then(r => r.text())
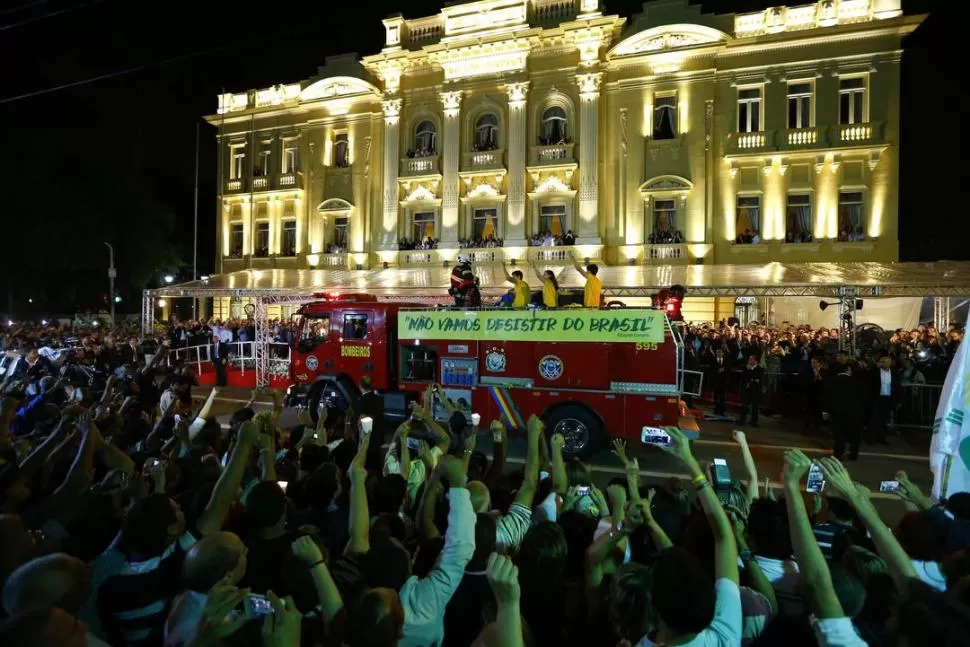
top-left (540, 107), bottom-right (568, 145)
top-left (230, 145), bottom-right (246, 179)
top-left (230, 223), bottom-right (243, 256)
top-left (787, 83), bottom-right (813, 129)
top-left (282, 139), bottom-right (299, 173)
top-left (414, 121), bottom-right (437, 155)
top-left (257, 142), bottom-right (272, 177)
top-left (474, 113), bottom-right (499, 151)
top-left (839, 77), bottom-right (866, 125)
top-left (473, 208), bottom-right (498, 241)
top-left (412, 212), bottom-right (435, 241)
top-left (653, 95), bottom-right (678, 140)
top-left (737, 88), bottom-right (762, 133)
top-left (786, 194), bottom-right (813, 242)
top-left (736, 196), bottom-right (761, 241)
top-left (334, 133), bottom-right (350, 168)
top-left (333, 216), bottom-right (348, 249)
top-left (838, 191), bottom-right (865, 240)
top-left (653, 200), bottom-right (676, 235)
top-left (539, 205), bottom-right (566, 237)
top-left (255, 222), bottom-right (270, 257)
top-left (281, 220), bottom-right (297, 256)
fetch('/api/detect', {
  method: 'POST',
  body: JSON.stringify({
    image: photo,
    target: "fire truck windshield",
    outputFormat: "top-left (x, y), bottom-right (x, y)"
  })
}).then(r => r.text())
top-left (298, 313), bottom-right (331, 352)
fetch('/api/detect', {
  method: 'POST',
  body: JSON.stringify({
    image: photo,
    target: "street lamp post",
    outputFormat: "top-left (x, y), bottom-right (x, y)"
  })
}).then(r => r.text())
top-left (105, 242), bottom-right (116, 325)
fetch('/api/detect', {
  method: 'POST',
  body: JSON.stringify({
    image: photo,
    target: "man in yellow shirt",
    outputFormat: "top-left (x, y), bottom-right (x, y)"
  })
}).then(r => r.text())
top-left (571, 254), bottom-right (602, 308)
top-left (502, 263), bottom-right (532, 308)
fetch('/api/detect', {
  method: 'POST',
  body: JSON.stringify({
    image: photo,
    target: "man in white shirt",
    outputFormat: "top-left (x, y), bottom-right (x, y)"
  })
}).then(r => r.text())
top-left (870, 355), bottom-right (897, 445)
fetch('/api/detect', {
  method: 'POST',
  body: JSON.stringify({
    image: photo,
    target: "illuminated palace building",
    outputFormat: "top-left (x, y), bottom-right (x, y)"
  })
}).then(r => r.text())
top-left (208, 0), bottom-right (922, 288)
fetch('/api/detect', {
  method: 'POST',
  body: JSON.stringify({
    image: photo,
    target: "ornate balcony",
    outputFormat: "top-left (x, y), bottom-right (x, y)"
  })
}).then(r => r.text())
top-left (786, 127), bottom-right (819, 147)
top-left (528, 246), bottom-right (573, 263)
top-left (839, 123), bottom-right (874, 144)
top-left (462, 149), bottom-right (505, 172)
top-left (400, 155), bottom-right (440, 177)
top-left (252, 176), bottom-right (270, 191)
top-left (277, 172), bottom-right (303, 189)
top-left (529, 143), bottom-right (574, 166)
top-left (645, 244), bottom-right (688, 261)
top-left (725, 131), bottom-right (774, 155)
top-left (399, 250), bottom-right (442, 266)
top-left (225, 178), bottom-right (246, 193)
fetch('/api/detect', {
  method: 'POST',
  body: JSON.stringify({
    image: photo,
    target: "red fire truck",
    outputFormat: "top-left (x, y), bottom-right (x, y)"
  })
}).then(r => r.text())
top-left (286, 293), bottom-right (698, 457)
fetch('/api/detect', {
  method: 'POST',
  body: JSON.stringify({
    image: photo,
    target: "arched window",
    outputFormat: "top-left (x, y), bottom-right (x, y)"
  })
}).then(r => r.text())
top-left (474, 113), bottom-right (499, 151)
top-left (540, 106), bottom-right (568, 145)
top-left (414, 121), bottom-right (437, 156)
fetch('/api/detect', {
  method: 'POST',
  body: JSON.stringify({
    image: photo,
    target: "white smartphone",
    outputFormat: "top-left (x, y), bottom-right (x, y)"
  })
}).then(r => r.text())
top-left (245, 594), bottom-right (275, 617)
top-left (359, 416), bottom-right (373, 435)
top-left (575, 486), bottom-right (591, 496)
top-left (806, 463), bottom-right (826, 494)
top-left (641, 426), bottom-right (671, 446)
top-left (471, 413), bottom-right (481, 427)
top-left (880, 480), bottom-right (900, 493)
top-left (277, 480), bottom-right (289, 492)
top-left (709, 458), bottom-right (732, 488)
top-left (406, 437), bottom-right (421, 450)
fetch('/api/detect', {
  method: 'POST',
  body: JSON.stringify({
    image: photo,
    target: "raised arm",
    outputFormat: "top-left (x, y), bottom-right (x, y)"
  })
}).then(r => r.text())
top-left (733, 430), bottom-right (760, 503)
top-left (345, 428), bottom-right (372, 556)
top-left (196, 419), bottom-right (258, 536)
top-left (782, 450), bottom-right (843, 618)
top-left (501, 263), bottom-right (516, 284)
top-left (570, 253), bottom-right (590, 278)
top-left (819, 457), bottom-right (918, 585)
top-left (661, 427), bottom-right (738, 584)
top-left (513, 415), bottom-right (542, 508)
top-left (549, 433), bottom-right (568, 497)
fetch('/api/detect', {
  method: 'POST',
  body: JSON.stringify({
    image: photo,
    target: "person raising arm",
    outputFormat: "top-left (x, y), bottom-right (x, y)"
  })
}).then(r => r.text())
top-left (570, 254), bottom-right (601, 308)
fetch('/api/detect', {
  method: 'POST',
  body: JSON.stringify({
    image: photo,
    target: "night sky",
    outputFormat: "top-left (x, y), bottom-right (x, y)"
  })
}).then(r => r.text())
top-left (0, 0), bottom-right (957, 286)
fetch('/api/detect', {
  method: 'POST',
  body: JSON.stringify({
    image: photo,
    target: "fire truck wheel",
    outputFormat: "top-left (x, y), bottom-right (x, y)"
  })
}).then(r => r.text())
top-left (545, 404), bottom-right (603, 460)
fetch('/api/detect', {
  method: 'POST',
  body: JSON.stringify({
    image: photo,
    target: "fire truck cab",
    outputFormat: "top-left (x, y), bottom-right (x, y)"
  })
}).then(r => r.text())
top-left (286, 293), bottom-right (698, 458)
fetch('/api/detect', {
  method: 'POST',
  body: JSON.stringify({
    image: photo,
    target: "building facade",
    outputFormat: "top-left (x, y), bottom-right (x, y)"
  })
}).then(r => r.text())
top-left (207, 0), bottom-right (923, 277)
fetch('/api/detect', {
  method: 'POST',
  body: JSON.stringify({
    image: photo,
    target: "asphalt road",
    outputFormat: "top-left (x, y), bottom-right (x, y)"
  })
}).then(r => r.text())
top-left (196, 387), bottom-right (934, 526)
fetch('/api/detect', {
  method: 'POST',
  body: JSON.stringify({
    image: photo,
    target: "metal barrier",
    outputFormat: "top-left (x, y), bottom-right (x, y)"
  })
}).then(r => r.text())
top-left (895, 383), bottom-right (943, 430)
top-left (169, 341), bottom-right (292, 380)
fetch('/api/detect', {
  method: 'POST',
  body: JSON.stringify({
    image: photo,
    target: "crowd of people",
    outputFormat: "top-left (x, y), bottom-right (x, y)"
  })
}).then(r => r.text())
top-left (1, 336), bottom-right (970, 647)
top-left (527, 231), bottom-right (576, 247)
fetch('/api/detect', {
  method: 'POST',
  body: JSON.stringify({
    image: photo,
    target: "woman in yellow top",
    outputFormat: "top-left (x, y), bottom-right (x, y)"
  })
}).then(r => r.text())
top-left (502, 263), bottom-right (532, 308)
top-left (532, 266), bottom-right (560, 308)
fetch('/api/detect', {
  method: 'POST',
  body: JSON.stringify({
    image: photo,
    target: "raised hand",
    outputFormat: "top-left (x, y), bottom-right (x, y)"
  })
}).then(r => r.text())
top-left (551, 433), bottom-right (565, 453)
top-left (291, 535), bottom-right (324, 565)
top-left (782, 449), bottom-right (812, 486)
top-left (611, 438), bottom-right (629, 465)
top-left (486, 553), bottom-right (521, 607)
top-left (260, 592), bottom-right (301, 647)
top-left (817, 457), bottom-right (855, 498)
top-left (657, 426), bottom-right (693, 465)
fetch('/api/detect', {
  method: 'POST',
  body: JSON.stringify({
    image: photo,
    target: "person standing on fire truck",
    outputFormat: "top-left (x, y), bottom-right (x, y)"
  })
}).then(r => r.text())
top-left (570, 254), bottom-right (602, 308)
top-left (502, 263), bottom-right (532, 309)
top-left (532, 266), bottom-right (560, 308)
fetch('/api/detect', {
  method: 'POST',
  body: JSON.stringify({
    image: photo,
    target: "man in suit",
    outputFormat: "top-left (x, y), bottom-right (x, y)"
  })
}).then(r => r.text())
top-left (356, 375), bottom-right (384, 439)
top-left (737, 354), bottom-right (764, 427)
top-left (211, 334), bottom-right (229, 387)
top-left (709, 347), bottom-right (729, 417)
top-left (826, 360), bottom-right (864, 460)
top-left (869, 354), bottom-right (900, 445)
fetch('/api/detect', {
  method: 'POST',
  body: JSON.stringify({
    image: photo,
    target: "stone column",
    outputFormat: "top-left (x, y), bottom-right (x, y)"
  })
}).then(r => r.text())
top-left (380, 98), bottom-right (402, 250)
top-left (576, 72), bottom-right (603, 244)
top-left (440, 90), bottom-right (462, 245)
top-left (505, 82), bottom-right (529, 246)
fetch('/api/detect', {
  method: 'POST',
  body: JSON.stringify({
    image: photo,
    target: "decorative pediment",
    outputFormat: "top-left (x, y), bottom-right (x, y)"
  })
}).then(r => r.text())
top-left (402, 185), bottom-right (439, 204)
top-left (608, 24), bottom-right (731, 58)
top-left (534, 175), bottom-right (573, 195)
top-left (317, 198), bottom-right (354, 213)
top-left (639, 175), bottom-right (694, 193)
top-left (300, 76), bottom-right (381, 102)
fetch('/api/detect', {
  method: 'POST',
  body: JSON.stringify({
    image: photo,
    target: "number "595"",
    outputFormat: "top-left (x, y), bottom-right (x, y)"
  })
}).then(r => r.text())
top-left (635, 342), bottom-right (658, 351)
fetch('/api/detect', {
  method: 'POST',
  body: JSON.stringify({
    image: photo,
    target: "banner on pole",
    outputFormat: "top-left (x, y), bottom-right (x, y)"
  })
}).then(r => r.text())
top-left (397, 309), bottom-right (665, 344)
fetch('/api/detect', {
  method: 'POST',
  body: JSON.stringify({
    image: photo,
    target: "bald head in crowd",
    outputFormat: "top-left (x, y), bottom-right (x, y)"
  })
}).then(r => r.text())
top-left (2, 553), bottom-right (92, 616)
top-left (182, 531), bottom-right (247, 592)
top-left (349, 587), bottom-right (404, 647)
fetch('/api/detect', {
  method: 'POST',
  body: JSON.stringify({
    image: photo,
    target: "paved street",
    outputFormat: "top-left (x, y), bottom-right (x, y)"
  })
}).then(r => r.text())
top-left (196, 387), bottom-right (934, 526)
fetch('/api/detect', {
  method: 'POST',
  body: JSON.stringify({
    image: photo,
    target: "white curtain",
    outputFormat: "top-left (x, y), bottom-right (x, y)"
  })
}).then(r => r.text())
top-left (768, 297), bottom-right (921, 331)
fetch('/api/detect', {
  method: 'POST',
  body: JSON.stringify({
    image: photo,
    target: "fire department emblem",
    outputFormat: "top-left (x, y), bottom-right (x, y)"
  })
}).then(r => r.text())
top-left (305, 355), bottom-right (319, 371)
top-left (485, 347), bottom-right (506, 372)
top-left (538, 355), bottom-right (564, 381)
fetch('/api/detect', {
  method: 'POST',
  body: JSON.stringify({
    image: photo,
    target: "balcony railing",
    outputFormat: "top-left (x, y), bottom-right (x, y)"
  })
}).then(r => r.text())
top-left (462, 149), bottom-right (505, 171)
top-left (529, 143), bottom-right (575, 166)
top-left (225, 178), bottom-right (245, 193)
top-left (320, 253), bottom-right (348, 267)
top-left (399, 250), bottom-right (440, 266)
top-left (528, 246), bottom-right (572, 263)
top-left (645, 244), bottom-right (687, 261)
top-left (278, 172), bottom-right (303, 189)
top-left (839, 123), bottom-right (873, 143)
top-left (462, 248), bottom-right (503, 263)
top-left (786, 127), bottom-right (819, 147)
top-left (728, 131), bottom-right (772, 153)
top-left (252, 176), bottom-right (270, 190)
top-left (400, 156), bottom-right (440, 177)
